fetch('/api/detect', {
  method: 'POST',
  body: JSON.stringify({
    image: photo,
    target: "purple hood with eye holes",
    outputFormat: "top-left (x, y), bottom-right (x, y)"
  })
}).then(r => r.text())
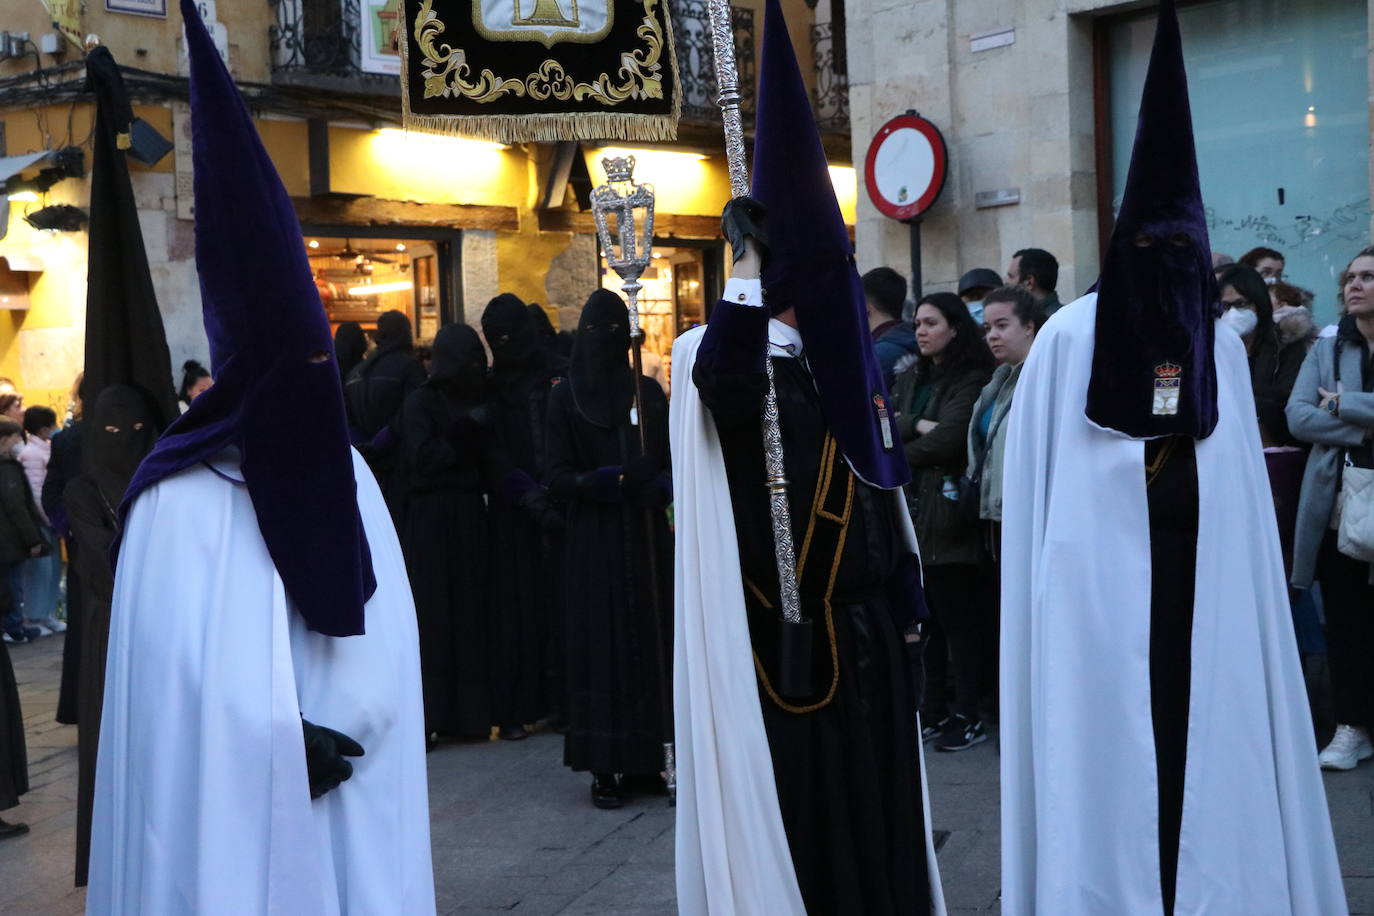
top-left (117, 0), bottom-right (375, 637)
top-left (1085, 0), bottom-right (1219, 441)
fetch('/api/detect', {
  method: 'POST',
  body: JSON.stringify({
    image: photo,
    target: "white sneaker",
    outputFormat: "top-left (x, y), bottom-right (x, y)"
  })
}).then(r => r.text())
top-left (28, 623), bottom-right (52, 638)
top-left (1318, 724), bottom-right (1374, 771)
top-left (39, 617), bottom-right (66, 633)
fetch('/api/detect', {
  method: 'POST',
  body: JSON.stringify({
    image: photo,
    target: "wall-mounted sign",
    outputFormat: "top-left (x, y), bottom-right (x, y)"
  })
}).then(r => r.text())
top-left (863, 112), bottom-right (948, 223)
top-left (106, 0), bottom-right (167, 18)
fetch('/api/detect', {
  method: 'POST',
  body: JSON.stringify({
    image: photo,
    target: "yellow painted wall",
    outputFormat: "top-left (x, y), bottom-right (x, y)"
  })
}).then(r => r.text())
top-left (330, 128), bottom-right (529, 207)
top-left (496, 226), bottom-right (576, 308)
top-left (0, 0), bottom-right (275, 83)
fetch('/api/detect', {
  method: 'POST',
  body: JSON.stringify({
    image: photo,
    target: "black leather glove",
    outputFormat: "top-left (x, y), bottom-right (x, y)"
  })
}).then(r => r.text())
top-left (517, 486), bottom-right (565, 532)
top-left (302, 718), bottom-right (364, 800)
top-left (721, 196), bottom-right (768, 265)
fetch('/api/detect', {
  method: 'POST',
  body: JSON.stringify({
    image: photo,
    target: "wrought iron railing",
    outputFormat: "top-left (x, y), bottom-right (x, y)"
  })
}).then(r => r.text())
top-left (810, 22), bottom-right (848, 133)
top-left (672, 0), bottom-right (756, 126)
top-left (269, 0), bottom-right (398, 90)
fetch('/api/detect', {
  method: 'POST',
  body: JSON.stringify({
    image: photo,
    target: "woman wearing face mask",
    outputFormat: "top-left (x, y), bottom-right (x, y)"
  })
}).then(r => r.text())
top-left (1287, 245), bottom-right (1374, 775)
top-left (891, 293), bottom-right (995, 750)
top-left (1218, 264), bottom-right (1310, 447)
top-left (395, 323), bottom-right (499, 747)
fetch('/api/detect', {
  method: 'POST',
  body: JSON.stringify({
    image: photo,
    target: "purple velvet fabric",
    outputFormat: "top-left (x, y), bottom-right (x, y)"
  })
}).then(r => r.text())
top-left (750, 0), bottom-right (908, 490)
top-left (1086, 0), bottom-right (1219, 441)
top-left (697, 299), bottom-right (769, 376)
top-left (119, 0), bottom-right (375, 637)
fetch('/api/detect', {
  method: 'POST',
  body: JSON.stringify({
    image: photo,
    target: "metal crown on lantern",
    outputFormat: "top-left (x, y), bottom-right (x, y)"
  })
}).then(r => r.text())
top-left (590, 155), bottom-right (656, 334)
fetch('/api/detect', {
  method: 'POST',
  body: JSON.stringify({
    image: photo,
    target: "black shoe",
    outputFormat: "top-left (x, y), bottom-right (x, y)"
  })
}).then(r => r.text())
top-left (921, 715), bottom-right (951, 742)
top-left (936, 715), bottom-right (987, 752)
top-left (590, 773), bottom-right (623, 810)
top-left (498, 724), bottom-right (528, 741)
top-left (0, 818), bottom-right (29, 840)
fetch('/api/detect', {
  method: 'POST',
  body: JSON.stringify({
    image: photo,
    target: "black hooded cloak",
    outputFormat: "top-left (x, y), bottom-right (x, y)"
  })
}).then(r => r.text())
top-left (481, 294), bottom-right (568, 729)
top-left (66, 385), bottom-right (156, 886)
top-left (545, 291), bottom-right (672, 775)
top-left (396, 323), bottom-right (499, 739)
top-left (347, 311), bottom-right (427, 512)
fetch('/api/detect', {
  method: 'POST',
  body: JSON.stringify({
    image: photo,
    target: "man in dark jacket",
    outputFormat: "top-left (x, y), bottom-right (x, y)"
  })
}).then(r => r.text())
top-left (863, 267), bottom-right (918, 388)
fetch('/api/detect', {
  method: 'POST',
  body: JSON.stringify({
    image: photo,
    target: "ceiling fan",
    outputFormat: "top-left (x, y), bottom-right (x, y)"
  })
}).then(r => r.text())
top-left (307, 238), bottom-right (397, 264)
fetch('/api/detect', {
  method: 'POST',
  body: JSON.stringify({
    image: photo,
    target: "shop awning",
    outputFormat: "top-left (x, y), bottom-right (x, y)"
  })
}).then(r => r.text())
top-left (0, 151), bottom-right (58, 184)
top-left (0, 150), bottom-right (63, 242)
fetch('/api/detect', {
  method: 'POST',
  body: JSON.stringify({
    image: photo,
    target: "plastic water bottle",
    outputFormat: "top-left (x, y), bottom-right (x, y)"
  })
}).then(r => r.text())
top-left (941, 476), bottom-right (959, 501)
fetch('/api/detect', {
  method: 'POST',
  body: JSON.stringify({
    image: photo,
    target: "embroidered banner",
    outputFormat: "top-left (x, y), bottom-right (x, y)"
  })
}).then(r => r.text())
top-left (399, 0), bottom-right (679, 142)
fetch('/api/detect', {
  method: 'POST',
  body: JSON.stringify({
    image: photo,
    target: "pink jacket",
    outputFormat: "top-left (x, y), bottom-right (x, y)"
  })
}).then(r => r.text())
top-left (19, 436), bottom-right (50, 527)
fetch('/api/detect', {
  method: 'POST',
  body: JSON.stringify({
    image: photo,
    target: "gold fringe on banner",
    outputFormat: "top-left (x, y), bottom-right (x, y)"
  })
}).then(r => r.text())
top-left (397, 0), bottom-right (681, 144)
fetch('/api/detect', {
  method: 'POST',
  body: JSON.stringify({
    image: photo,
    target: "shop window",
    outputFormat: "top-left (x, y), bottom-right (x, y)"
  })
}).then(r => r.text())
top-left (307, 235), bottom-right (441, 340)
top-left (599, 243), bottom-right (719, 392)
top-left (1102, 0), bottom-right (1368, 320)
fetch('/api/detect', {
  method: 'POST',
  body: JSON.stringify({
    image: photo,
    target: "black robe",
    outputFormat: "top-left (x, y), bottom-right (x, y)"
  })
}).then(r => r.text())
top-left (545, 379), bottom-right (672, 775)
top-left (1146, 436), bottom-right (1199, 916)
top-left (0, 630), bottom-right (27, 813)
top-left (347, 343), bottom-right (427, 514)
top-left (396, 385), bottom-right (496, 738)
top-left (693, 347), bottom-right (929, 916)
top-left (486, 354), bottom-right (566, 727)
top-left (65, 474), bottom-right (117, 887)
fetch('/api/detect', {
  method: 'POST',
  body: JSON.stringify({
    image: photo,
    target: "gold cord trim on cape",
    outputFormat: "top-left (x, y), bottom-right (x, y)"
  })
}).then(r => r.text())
top-left (747, 434), bottom-right (853, 715)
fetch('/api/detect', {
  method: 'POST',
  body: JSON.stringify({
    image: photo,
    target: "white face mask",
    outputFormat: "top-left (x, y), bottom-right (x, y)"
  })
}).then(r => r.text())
top-left (1220, 307), bottom-right (1258, 338)
top-left (7, 441), bottom-right (22, 459)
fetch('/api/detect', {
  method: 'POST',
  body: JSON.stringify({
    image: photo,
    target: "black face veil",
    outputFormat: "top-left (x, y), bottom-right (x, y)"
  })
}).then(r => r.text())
top-left (569, 290), bottom-right (633, 428)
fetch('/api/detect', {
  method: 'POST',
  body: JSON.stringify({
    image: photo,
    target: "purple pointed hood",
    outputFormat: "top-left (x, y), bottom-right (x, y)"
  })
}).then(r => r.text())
top-left (120, 0), bottom-right (375, 637)
top-left (752, 0), bottom-right (907, 489)
top-left (1086, 0), bottom-right (1219, 440)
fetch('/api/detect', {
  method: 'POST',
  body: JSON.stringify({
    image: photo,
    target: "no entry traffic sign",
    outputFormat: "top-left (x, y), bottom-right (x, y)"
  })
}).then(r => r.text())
top-left (864, 112), bottom-right (948, 223)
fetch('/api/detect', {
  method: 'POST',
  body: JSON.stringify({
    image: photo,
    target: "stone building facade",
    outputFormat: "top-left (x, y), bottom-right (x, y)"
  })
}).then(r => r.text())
top-left (846, 0), bottom-right (1374, 315)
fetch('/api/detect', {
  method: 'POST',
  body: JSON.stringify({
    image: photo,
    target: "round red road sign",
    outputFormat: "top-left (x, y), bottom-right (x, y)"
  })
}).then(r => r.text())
top-left (863, 113), bottom-right (948, 222)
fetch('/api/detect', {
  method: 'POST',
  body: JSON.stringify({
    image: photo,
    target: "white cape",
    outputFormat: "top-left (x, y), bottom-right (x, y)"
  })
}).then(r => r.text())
top-left (87, 449), bottom-right (435, 915)
top-left (999, 294), bottom-right (1347, 915)
top-left (670, 323), bottom-right (946, 915)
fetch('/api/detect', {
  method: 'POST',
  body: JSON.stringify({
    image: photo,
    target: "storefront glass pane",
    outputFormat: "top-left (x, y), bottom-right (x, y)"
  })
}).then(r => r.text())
top-left (1107, 0), bottom-right (1369, 321)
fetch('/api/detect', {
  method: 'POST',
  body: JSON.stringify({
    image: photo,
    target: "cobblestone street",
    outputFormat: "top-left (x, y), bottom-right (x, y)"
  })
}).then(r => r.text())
top-left (2, 633), bottom-right (1371, 914)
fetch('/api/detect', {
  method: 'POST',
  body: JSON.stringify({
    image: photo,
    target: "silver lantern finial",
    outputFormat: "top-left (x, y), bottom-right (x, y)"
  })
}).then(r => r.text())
top-left (590, 155), bottom-right (657, 338)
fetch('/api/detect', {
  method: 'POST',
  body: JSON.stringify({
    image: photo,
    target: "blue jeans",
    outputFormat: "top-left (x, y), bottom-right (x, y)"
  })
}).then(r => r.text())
top-left (20, 525), bottom-right (61, 622)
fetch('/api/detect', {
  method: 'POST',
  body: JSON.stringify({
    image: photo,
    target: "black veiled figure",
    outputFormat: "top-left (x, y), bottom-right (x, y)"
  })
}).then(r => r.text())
top-left (482, 294), bottom-right (568, 732)
top-left (545, 291), bottom-right (672, 779)
top-left (395, 324), bottom-right (499, 739)
top-left (346, 310), bottom-right (426, 515)
top-left (66, 386), bottom-right (155, 887)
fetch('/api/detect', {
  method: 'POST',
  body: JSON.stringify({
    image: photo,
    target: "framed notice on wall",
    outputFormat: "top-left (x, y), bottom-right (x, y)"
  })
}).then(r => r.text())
top-left (106, 0), bottom-right (168, 17)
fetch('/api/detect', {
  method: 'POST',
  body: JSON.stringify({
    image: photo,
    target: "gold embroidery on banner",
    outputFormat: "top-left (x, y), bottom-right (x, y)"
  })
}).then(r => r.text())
top-left (414, 0), bottom-right (667, 106)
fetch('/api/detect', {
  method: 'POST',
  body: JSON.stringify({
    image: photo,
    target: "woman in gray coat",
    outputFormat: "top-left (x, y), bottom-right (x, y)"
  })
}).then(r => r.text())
top-left (1286, 244), bottom-right (1374, 773)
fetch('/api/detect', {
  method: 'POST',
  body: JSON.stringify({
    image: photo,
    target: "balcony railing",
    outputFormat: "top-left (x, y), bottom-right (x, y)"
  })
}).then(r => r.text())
top-left (672, 0), bottom-right (756, 127)
top-left (810, 22), bottom-right (848, 133)
top-left (269, 0), bottom-right (399, 93)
